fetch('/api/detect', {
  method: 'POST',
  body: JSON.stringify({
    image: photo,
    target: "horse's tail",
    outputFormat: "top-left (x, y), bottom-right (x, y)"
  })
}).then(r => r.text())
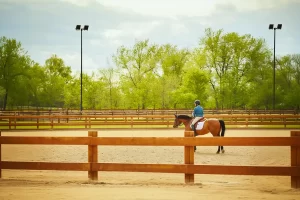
top-left (219, 119), bottom-right (226, 137)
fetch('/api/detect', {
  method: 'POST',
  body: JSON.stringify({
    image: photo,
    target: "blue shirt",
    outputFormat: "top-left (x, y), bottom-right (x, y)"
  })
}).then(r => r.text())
top-left (193, 105), bottom-right (203, 117)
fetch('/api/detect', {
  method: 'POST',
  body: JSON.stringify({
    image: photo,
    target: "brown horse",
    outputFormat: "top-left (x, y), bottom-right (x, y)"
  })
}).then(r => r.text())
top-left (173, 114), bottom-right (226, 153)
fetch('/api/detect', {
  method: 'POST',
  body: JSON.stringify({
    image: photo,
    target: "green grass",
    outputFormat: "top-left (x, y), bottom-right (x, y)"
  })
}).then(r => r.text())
top-left (0, 120), bottom-right (299, 130)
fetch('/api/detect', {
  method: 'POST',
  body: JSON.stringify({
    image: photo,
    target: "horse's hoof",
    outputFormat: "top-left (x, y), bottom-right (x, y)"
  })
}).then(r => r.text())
top-left (216, 151), bottom-right (220, 154)
top-left (222, 150), bottom-right (225, 153)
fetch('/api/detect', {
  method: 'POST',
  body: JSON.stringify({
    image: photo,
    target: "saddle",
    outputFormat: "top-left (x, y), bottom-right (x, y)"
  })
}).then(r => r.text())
top-left (192, 117), bottom-right (206, 136)
top-left (196, 117), bottom-right (206, 123)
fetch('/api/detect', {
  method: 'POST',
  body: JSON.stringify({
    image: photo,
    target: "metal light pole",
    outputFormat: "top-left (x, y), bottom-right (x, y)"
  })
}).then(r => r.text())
top-left (269, 24), bottom-right (282, 110)
top-left (75, 25), bottom-right (89, 112)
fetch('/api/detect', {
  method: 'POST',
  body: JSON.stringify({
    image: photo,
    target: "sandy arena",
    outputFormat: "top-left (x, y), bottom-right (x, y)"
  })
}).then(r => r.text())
top-left (0, 129), bottom-right (300, 200)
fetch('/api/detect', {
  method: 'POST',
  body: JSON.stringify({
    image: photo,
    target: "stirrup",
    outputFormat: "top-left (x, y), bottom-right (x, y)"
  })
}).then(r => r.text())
top-left (190, 124), bottom-right (195, 131)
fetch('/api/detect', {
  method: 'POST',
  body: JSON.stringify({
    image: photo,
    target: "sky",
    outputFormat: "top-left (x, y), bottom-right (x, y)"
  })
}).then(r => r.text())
top-left (0, 0), bottom-right (300, 75)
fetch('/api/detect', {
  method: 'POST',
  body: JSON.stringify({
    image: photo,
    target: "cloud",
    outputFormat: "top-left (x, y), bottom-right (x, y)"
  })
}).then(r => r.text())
top-left (170, 23), bottom-right (189, 36)
top-left (60, 0), bottom-right (95, 7)
top-left (1, 0), bottom-right (299, 75)
top-left (102, 21), bottom-right (163, 40)
top-left (95, 0), bottom-right (300, 18)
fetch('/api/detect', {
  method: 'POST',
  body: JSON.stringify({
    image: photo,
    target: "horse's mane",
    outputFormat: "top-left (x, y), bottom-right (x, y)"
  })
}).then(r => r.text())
top-left (176, 115), bottom-right (192, 120)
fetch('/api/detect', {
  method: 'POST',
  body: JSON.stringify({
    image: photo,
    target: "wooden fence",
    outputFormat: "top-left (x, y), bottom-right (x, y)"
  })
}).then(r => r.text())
top-left (0, 114), bottom-right (300, 130)
top-left (0, 130), bottom-right (300, 188)
top-left (1, 109), bottom-right (299, 116)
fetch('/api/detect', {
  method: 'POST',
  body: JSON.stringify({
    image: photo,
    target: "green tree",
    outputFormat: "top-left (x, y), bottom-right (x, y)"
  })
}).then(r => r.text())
top-left (99, 67), bottom-right (121, 109)
top-left (276, 54), bottom-right (300, 109)
top-left (200, 28), bottom-right (272, 109)
top-left (157, 44), bottom-right (190, 108)
top-left (113, 39), bottom-right (160, 109)
top-left (0, 37), bottom-right (31, 110)
top-left (41, 54), bottom-right (72, 108)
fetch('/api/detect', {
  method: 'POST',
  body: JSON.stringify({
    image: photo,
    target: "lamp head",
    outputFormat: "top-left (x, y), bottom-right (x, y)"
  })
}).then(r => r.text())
top-left (75, 25), bottom-right (81, 30)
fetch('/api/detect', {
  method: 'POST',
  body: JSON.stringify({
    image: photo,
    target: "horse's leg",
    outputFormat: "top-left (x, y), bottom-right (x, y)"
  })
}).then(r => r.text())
top-left (194, 146), bottom-right (197, 152)
top-left (219, 120), bottom-right (226, 154)
top-left (216, 145), bottom-right (221, 154)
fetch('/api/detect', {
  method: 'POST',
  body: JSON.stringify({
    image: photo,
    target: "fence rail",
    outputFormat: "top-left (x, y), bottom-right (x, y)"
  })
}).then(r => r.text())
top-left (0, 114), bottom-right (300, 130)
top-left (0, 130), bottom-right (300, 188)
top-left (1, 109), bottom-right (299, 116)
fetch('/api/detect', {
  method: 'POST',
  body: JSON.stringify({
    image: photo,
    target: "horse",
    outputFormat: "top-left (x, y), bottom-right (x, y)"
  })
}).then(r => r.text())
top-left (173, 114), bottom-right (226, 154)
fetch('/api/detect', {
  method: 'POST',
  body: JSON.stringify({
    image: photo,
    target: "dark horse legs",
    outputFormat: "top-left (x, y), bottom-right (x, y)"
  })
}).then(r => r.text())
top-left (216, 120), bottom-right (226, 154)
top-left (194, 120), bottom-right (226, 153)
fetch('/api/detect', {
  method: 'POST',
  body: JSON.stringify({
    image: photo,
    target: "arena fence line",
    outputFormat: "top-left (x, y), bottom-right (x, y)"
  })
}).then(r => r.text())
top-left (0, 130), bottom-right (299, 188)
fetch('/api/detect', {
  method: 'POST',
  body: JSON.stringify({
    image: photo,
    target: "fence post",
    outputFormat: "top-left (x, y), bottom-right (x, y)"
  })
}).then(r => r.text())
top-left (9, 118), bottom-right (11, 130)
top-left (85, 117), bottom-right (87, 129)
top-left (88, 131), bottom-right (98, 180)
top-left (51, 116), bottom-right (53, 129)
top-left (184, 131), bottom-right (194, 184)
top-left (14, 116), bottom-right (16, 129)
top-left (291, 131), bottom-right (300, 189)
top-left (0, 130), bottom-right (2, 178)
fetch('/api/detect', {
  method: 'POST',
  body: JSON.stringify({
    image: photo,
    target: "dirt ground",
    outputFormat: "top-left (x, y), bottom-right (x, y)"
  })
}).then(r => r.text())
top-left (0, 129), bottom-right (300, 200)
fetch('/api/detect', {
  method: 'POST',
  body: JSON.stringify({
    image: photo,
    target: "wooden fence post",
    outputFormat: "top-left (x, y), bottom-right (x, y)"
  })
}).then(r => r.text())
top-left (9, 118), bottom-right (11, 130)
top-left (51, 116), bottom-right (53, 129)
top-left (88, 131), bottom-right (98, 180)
top-left (0, 130), bottom-right (2, 178)
top-left (85, 117), bottom-right (87, 129)
top-left (14, 116), bottom-right (16, 129)
top-left (184, 131), bottom-right (194, 184)
top-left (291, 131), bottom-right (300, 189)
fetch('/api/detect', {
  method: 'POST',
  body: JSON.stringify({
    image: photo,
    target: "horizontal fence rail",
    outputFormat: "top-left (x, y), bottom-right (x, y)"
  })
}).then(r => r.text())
top-left (1, 136), bottom-right (300, 146)
top-left (0, 114), bottom-right (299, 130)
top-left (1, 162), bottom-right (300, 176)
top-left (0, 130), bottom-right (300, 188)
top-left (1, 109), bottom-right (299, 116)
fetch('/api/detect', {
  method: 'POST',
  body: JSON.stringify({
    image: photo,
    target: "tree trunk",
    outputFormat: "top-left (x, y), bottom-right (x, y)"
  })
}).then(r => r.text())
top-left (3, 89), bottom-right (8, 111)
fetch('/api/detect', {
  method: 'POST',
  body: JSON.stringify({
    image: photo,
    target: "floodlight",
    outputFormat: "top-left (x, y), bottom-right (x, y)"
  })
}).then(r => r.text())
top-left (277, 24), bottom-right (282, 29)
top-left (83, 25), bottom-right (89, 31)
top-left (75, 25), bottom-right (81, 30)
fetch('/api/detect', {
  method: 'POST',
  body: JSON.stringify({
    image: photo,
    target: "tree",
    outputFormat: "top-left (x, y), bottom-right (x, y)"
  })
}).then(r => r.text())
top-left (276, 54), bottom-right (300, 109)
top-left (171, 66), bottom-right (209, 108)
top-left (41, 54), bottom-right (72, 108)
top-left (113, 39), bottom-right (160, 109)
top-left (99, 67), bottom-right (121, 109)
top-left (200, 28), bottom-right (272, 109)
top-left (157, 44), bottom-right (190, 108)
top-left (0, 37), bottom-right (31, 110)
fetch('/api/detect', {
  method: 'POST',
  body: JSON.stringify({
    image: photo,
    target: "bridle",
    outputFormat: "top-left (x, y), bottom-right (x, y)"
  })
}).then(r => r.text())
top-left (173, 117), bottom-right (183, 128)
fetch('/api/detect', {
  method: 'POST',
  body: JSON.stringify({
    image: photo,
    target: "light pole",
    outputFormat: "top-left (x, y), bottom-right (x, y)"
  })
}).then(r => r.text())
top-left (269, 24), bottom-right (282, 110)
top-left (75, 25), bottom-right (89, 112)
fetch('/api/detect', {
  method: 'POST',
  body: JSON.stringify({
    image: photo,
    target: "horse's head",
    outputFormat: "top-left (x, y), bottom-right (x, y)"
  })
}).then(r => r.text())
top-left (173, 114), bottom-right (182, 128)
top-left (173, 114), bottom-right (192, 128)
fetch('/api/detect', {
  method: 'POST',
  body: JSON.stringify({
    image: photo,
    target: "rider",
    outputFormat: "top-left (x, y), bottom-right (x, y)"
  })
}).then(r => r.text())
top-left (191, 100), bottom-right (204, 130)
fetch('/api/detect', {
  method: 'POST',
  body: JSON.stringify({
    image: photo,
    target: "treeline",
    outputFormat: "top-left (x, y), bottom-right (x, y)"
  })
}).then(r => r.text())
top-left (0, 28), bottom-right (299, 110)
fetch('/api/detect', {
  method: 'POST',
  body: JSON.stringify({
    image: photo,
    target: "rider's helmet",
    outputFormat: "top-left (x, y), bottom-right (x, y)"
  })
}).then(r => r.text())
top-left (194, 100), bottom-right (200, 105)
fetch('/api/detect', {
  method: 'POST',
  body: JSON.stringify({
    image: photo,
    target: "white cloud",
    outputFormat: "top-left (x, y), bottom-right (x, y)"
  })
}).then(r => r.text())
top-left (59, 0), bottom-right (94, 6)
top-left (102, 21), bottom-right (163, 40)
top-left (96, 0), bottom-right (216, 17)
top-left (62, 53), bottom-right (98, 72)
top-left (227, 0), bottom-right (300, 12)
top-left (95, 0), bottom-right (299, 17)
top-left (89, 39), bottom-right (106, 47)
top-left (2, 0), bottom-right (300, 74)
top-left (170, 23), bottom-right (189, 36)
